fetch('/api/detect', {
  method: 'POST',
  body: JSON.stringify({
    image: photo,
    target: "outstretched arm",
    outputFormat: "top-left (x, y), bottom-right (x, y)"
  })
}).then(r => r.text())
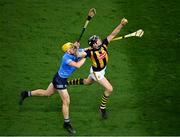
top-left (69, 58), bottom-right (86, 68)
top-left (107, 18), bottom-right (128, 43)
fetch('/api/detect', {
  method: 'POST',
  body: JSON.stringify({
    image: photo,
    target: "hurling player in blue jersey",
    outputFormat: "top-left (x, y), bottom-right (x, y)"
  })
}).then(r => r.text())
top-left (19, 42), bottom-right (86, 134)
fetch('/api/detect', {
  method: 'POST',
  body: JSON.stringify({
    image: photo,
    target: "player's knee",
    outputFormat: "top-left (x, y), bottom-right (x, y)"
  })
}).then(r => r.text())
top-left (62, 97), bottom-right (70, 106)
top-left (84, 79), bottom-right (93, 85)
top-left (106, 85), bottom-right (113, 93)
top-left (44, 90), bottom-right (53, 97)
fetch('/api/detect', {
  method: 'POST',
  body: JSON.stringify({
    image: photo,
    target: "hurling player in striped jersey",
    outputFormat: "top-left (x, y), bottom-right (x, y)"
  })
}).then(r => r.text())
top-left (67, 18), bottom-right (128, 119)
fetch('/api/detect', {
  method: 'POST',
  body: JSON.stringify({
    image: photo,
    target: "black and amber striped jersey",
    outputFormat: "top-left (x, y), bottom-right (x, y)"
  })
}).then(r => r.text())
top-left (85, 38), bottom-right (109, 71)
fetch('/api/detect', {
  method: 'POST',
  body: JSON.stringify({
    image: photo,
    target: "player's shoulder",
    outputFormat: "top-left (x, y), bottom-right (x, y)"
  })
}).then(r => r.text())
top-left (63, 53), bottom-right (69, 58)
top-left (63, 53), bottom-right (74, 59)
top-left (62, 53), bottom-right (76, 64)
top-left (102, 38), bottom-right (109, 45)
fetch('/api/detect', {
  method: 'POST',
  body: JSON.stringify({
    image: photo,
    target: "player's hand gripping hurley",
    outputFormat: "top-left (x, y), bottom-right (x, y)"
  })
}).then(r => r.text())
top-left (77, 8), bottom-right (96, 42)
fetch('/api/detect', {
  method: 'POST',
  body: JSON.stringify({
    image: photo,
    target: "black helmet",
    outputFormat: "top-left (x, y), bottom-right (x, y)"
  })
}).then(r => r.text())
top-left (88, 35), bottom-right (99, 46)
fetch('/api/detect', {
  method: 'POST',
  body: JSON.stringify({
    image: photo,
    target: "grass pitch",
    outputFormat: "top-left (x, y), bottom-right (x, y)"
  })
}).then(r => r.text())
top-left (0, 0), bottom-right (180, 135)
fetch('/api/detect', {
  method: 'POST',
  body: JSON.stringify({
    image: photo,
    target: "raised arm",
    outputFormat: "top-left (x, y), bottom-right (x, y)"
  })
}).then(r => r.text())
top-left (107, 18), bottom-right (128, 42)
top-left (73, 41), bottom-right (87, 58)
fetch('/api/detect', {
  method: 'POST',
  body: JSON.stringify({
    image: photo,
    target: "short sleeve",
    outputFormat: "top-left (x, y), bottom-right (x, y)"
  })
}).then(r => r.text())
top-left (62, 54), bottom-right (73, 64)
top-left (102, 38), bottom-right (109, 50)
top-left (65, 58), bottom-right (73, 64)
top-left (78, 48), bottom-right (84, 52)
top-left (84, 49), bottom-right (91, 58)
top-left (102, 38), bottom-right (109, 46)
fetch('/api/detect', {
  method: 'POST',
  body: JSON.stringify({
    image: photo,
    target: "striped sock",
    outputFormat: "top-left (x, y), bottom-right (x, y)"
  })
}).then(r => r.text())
top-left (64, 118), bottom-right (70, 123)
top-left (100, 94), bottom-right (109, 109)
top-left (28, 91), bottom-right (32, 97)
top-left (67, 78), bottom-right (84, 85)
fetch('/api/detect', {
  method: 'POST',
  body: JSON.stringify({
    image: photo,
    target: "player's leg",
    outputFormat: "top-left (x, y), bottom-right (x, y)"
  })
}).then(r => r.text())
top-left (98, 77), bottom-right (113, 97)
top-left (67, 78), bottom-right (84, 85)
top-left (58, 89), bottom-right (70, 120)
top-left (96, 77), bottom-right (113, 119)
top-left (31, 83), bottom-right (56, 96)
top-left (67, 67), bottom-right (94, 86)
top-left (83, 77), bottom-right (94, 85)
top-left (19, 83), bottom-right (56, 105)
top-left (67, 76), bottom-right (94, 85)
top-left (58, 89), bottom-right (76, 134)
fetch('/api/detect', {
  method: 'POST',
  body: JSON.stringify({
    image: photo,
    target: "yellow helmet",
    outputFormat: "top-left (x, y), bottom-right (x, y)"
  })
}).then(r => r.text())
top-left (62, 42), bottom-right (73, 53)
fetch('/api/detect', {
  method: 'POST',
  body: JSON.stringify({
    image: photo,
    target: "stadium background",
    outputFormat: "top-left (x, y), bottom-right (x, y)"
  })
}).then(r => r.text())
top-left (0, 0), bottom-right (179, 135)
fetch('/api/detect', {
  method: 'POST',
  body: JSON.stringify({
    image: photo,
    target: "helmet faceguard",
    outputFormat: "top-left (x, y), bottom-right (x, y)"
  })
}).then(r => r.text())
top-left (88, 35), bottom-right (100, 47)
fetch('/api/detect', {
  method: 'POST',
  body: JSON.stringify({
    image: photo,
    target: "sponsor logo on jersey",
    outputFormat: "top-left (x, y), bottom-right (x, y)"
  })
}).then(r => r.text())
top-left (97, 52), bottom-right (107, 60)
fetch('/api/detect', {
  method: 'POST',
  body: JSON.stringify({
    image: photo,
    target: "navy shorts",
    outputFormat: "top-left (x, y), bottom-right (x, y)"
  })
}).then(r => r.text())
top-left (52, 73), bottom-right (67, 90)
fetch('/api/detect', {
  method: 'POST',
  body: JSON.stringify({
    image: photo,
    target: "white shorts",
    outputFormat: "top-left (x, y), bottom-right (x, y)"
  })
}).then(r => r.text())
top-left (88, 67), bottom-right (106, 81)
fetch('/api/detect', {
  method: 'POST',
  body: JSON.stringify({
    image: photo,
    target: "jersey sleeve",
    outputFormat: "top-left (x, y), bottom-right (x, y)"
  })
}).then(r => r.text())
top-left (65, 58), bottom-right (73, 64)
top-left (78, 48), bottom-right (84, 52)
top-left (102, 38), bottom-right (109, 50)
top-left (63, 55), bottom-right (73, 65)
top-left (84, 49), bottom-right (91, 58)
top-left (102, 38), bottom-right (109, 46)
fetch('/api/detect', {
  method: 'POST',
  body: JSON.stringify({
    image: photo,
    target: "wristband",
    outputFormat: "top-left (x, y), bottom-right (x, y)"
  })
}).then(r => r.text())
top-left (87, 16), bottom-right (92, 21)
